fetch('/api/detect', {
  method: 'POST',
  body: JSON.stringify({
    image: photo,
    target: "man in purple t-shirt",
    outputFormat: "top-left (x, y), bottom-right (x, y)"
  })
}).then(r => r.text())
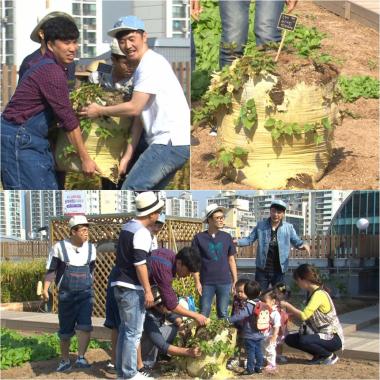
top-left (192, 204), bottom-right (238, 318)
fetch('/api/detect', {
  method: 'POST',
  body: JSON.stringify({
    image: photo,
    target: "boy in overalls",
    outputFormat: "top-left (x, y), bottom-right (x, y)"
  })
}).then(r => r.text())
top-left (43, 215), bottom-right (96, 372)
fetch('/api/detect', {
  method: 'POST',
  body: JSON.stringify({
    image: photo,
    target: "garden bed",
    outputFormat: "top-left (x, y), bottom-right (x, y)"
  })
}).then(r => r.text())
top-left (191, 1), bottom-right (379, 190)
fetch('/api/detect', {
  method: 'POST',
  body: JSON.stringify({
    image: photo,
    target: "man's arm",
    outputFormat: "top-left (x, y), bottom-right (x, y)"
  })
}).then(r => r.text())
top-left (66, 127), bottom-right (101, 175)
top-left (118, 117), bottom-right (143, 177)
top-left (79, 91), bottom-right (151, 119)
top-left (237, 226), bottom-right (258, 247)
top-left (228, 255), bottom-right (238, 293)
top-left (135, 264), bottom-right (154, 308)
top-left (289, 225), bottom-right (310, 254)
top-left (171, 303), bottom-right (208, 326)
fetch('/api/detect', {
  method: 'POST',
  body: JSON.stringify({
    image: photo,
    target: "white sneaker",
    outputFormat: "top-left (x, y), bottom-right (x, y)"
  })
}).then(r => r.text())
top-left (129, 371), bottom-right (154, 380)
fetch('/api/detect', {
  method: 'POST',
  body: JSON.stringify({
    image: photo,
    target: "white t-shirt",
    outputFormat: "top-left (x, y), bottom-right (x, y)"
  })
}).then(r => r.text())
top-left (133, 49), bottom-right (190, 146)
top-left (265, 308), bottom-right (281, 337)
top-left (46, 240), bottom-right (96, 268)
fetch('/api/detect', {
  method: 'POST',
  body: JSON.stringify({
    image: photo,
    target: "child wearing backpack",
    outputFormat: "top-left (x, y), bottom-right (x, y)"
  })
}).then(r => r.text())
top-left (261, 288), bottom-right (282, 372)
top-left (227, 280), bottom-right (267, 375)
top-left (227, 278), bottom-right (250, 371)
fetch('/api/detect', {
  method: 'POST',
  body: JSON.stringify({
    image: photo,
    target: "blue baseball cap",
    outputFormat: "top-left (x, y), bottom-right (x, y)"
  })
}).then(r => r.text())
top-left (107, 16), bottom-right (145, 38)
top-left (270, 199), bottom-right (287, 211)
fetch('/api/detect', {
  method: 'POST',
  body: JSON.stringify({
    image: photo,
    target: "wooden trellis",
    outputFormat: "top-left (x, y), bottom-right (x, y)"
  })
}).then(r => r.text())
top-left (50, 214), bottom-right (203, 317)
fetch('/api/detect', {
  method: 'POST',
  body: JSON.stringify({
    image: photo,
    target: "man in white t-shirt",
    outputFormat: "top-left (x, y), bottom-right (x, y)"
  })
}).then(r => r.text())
top-left (80, 16), bottom-right (190, 190)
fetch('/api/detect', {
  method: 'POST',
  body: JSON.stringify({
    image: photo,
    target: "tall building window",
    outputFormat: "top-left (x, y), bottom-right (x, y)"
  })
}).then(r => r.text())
top-left (166, 0), bottom-right (190, 38)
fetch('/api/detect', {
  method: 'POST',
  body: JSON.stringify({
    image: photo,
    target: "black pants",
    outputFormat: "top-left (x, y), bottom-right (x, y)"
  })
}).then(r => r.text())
top-left (285, 332), bottom-right (342, 358)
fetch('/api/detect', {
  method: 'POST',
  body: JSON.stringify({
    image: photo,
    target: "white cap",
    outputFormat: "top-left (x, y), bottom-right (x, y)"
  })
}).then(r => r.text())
top-left (203, 203), bottom-right (226, 223)
top-left (110, 38), bottom-right (125, 56)
top-left (68, 215), bottom-right (91, 229)
top-left (135, 192), bottom-right (165, 217)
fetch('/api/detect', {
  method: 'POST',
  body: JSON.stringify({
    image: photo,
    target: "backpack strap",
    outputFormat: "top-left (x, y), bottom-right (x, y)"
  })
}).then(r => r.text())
top-left (59, 240), bottom-right (70, 263)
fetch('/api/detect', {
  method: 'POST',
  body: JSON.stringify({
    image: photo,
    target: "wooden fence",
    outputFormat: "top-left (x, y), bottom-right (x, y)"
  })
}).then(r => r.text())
top-left (1, 62), bottom-right (191, 110)
top-left (1, 241), bottom-right (49, 261)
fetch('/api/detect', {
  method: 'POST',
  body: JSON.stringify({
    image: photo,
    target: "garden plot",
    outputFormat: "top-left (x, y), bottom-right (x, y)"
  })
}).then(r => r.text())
top-left (191, 1), bottom-right (379, 190)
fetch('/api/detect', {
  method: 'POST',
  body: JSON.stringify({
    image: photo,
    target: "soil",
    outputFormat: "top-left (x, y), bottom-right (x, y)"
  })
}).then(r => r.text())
top-left (191, 1), bottom-right (379, 190)
top-left (1, 348), bottom-right (378, 379)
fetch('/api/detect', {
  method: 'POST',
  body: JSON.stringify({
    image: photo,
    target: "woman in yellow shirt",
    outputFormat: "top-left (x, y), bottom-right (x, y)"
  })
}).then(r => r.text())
top-left (280, 264), bottom-right (344, 365)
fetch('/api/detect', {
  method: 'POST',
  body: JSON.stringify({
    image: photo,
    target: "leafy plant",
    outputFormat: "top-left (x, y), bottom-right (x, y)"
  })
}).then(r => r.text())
top-left (210, 146), bottom-right (249, 170)
top-left (0, 260), bottom-right (45, 303)
top-left (0, 328), bottom-right (110, 370)
top-left (337, 75), bottom-right (380, 103)
top-left (235, 98), bottom-right (257, 130)
top-left (264, 116), bottom-right (332, 144)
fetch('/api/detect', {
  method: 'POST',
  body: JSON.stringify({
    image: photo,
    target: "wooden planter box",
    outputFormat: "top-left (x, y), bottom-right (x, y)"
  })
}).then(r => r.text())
top-left (314, 1), bottom-right (379, 30)
top-left (0, 300), bottom-right (42, 312)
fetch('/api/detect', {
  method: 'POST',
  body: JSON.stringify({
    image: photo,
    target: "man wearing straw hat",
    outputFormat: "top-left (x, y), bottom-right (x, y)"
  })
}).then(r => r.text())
top-left (111, 191), bottom-right (164, 380)
top-left (42, 215), bottom-right (96, 372)
top-left (79, 16), bottom-right (190, 190)
top-left (1, 16), bottom-right (100, 190)
top-left (192, 204), bottom-right (238, 319)
top-left (19, 11), bottom-right (76, 89)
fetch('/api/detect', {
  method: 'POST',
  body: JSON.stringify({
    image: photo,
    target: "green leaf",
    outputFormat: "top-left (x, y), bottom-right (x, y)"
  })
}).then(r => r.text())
top-left (264, 118), bottom-right (276, 128)
top-left (304, 123), bottom-right (316, 133)
top-left (219, 151), bottom-right (233, 166)
top-left (314, 134), bottom-right (324, 145)
top-left (271, 129), bottom-right (282, 141)
top-left (233, 146), bottom-right (248, 156)
top-left (321, 117), bottom-right (332, 130)
top-left (291, 123), bottom-right (302, 135)
top-left (233, 157), bottom-right (245, 169)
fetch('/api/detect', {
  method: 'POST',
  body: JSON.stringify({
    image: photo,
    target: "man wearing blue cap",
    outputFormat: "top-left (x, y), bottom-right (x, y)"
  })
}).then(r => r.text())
top-left (235, 200), bottom-right (309, 290)
top-left (80, 16), bottom-right (190, 190)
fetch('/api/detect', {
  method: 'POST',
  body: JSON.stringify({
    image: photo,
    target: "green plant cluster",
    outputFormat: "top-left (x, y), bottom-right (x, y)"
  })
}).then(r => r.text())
top-left (0, 328), bottom-right (110, 369)
top-left (1, 260), bottom-right (45, 303)
top-left (210, 146), bottom-right (249, 170)
top-left (337, 75), bottom-right (380, 103)
top-left (235, 98), bottom-right (257, 130)
top-left (192, 51), bottom-right (275, 127)
top-left (172, 275), bottom-right (200, 308)
top-left (264, 116), bottom-right (332, 144)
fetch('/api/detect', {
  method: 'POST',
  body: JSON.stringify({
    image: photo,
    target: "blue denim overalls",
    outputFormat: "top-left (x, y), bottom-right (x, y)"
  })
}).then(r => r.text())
top-left (57, 241), bottom-right (94, 339)
top-left (1, 58), bottom-right (59, 189)
top-left (59, 240), bottom-right (93, 292)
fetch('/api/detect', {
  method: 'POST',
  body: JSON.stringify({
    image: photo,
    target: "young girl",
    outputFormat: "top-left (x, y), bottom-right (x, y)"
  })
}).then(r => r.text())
top-left (281, 264), bottom-right (344, 365)
top-left (274, 282), bottom-right (290, 364)
top-left (227, 278), bottom-right (249, 370)
top-left (260, 289), bottom-right (281, 372)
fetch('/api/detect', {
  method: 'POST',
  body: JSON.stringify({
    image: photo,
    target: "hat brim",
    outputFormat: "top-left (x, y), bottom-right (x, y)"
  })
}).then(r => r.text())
top-left (107, 26), bottom-right (141, 38)
top-left (203, 206), bottom-right (226, 223)
top-left (30, 12), bottom-right (76, 43)
top-left (270, 204), bottom-right (287, 211)
top-left (136, 199), bottom-right (165, 217)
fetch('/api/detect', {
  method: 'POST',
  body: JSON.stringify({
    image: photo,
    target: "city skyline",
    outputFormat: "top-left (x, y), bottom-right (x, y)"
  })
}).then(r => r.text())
top-left (1, 190), bottom-right (374, 241)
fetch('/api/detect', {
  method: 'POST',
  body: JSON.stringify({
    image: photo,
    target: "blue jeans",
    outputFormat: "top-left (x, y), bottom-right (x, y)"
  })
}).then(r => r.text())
top-left (219, 0), bottom-right (284, 68)
top-left (200, 283), bottom-right (231, 318)
top-left (58, 289), bottom-right (93, 340)
top-left (255, 268), bottom-right (284, 291)
top-left (245, 338), bottom-right (264, 372)
top-left (114, 287), bottom-right (146, 379)
top-left (285, 333), bottom-right (342, 358)
top-left (121, 144), bottom-right (190, 190)
top-left (1, 111), bottom-right (58, 189)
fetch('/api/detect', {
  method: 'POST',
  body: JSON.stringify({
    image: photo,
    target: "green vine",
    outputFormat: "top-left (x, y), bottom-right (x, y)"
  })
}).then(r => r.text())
top-left (235, 98), bottom-right (257, 130)
top-left (210, 146), bottom-right (249, 170)
top-left (264, 116), bottom-right (332, 144)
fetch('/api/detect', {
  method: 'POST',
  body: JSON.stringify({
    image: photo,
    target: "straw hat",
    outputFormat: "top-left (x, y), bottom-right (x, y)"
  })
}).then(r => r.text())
top-left (30, 11), bottom-right (76, 43)
top-left (75, 60), bottom-right (107, 77)
top-left (203, 204), bottom-right (226, 223)
top-left (135, 192), bottom-right (165, 217)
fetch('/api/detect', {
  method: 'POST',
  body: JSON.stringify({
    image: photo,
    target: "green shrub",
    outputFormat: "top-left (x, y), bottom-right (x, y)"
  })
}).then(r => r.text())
top-left (0, 260), bottom-right (45, 303)
top-left (0, 328), bottom-right (110, 370)
top-left (338, 75), bottom-right (380, 102)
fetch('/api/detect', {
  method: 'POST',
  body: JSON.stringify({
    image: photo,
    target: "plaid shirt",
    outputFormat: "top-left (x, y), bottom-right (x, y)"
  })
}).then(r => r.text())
top-left (3, 50), bottom-right (78, 131)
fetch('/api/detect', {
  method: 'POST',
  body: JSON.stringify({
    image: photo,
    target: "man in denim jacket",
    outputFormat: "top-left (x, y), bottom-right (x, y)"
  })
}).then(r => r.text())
top-left (235, 200), bottom-right (310, 290)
